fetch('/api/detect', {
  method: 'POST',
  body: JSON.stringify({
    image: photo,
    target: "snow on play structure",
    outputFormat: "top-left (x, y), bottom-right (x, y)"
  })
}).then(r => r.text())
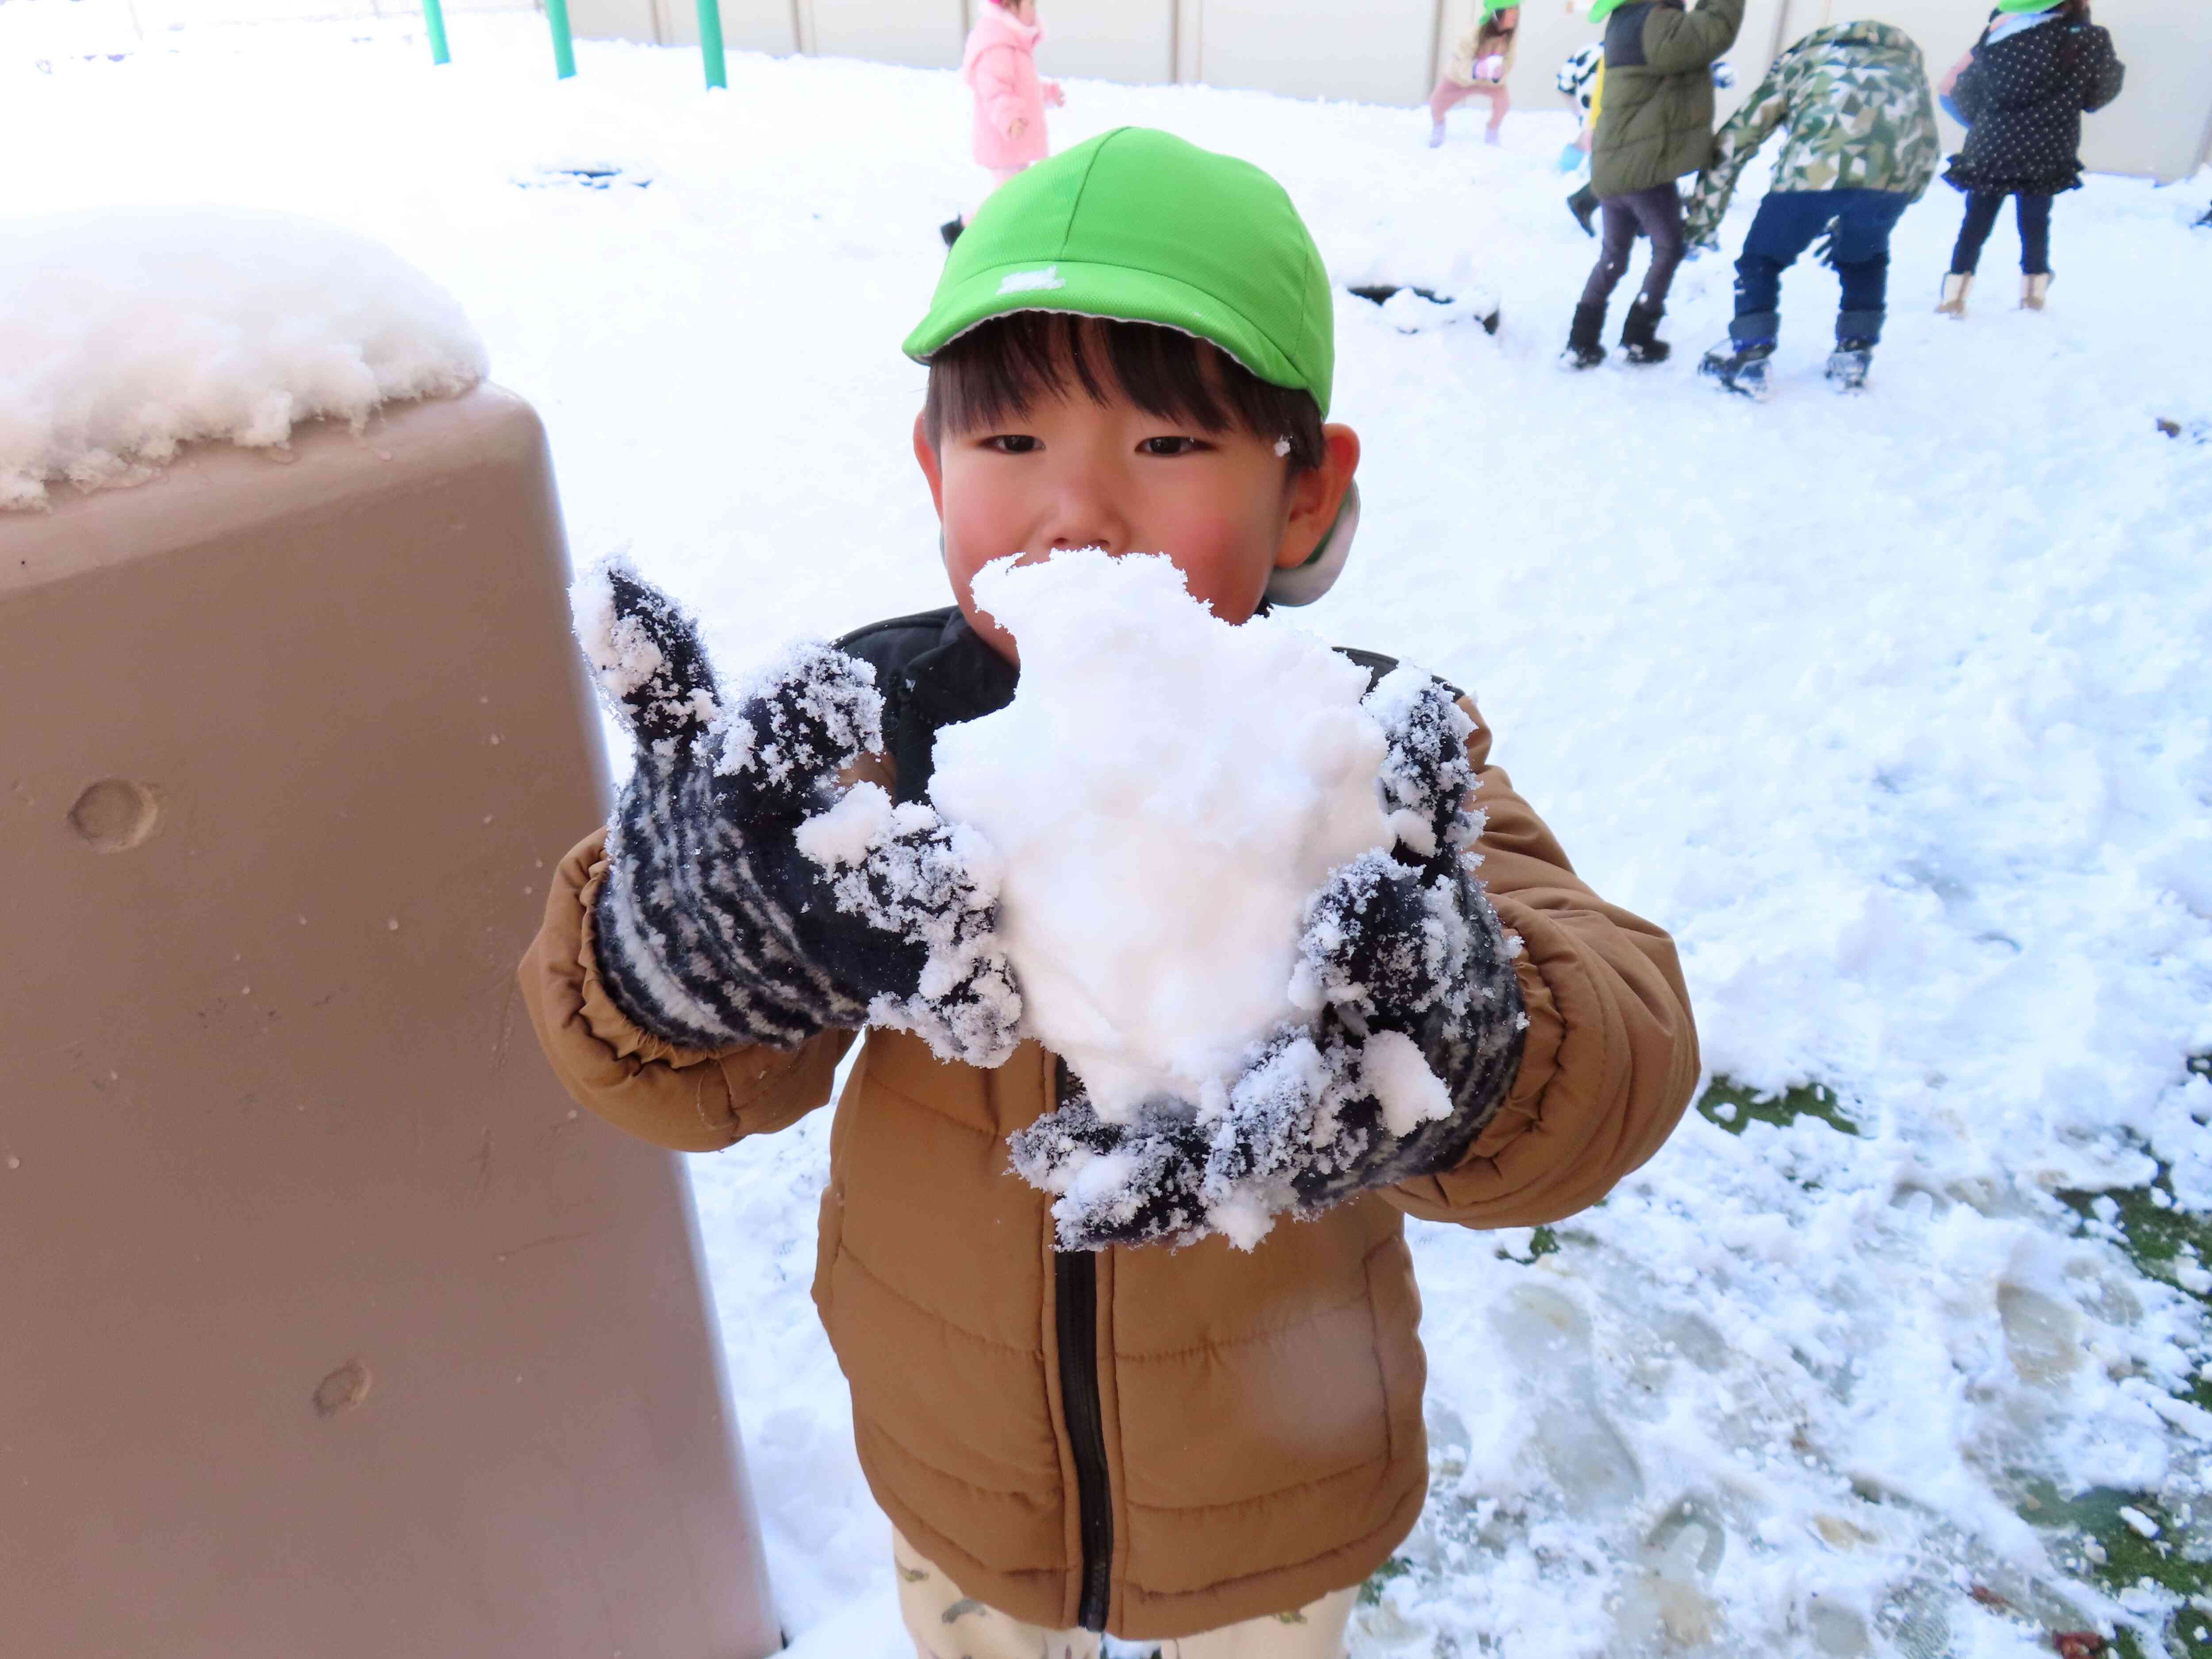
top-left (927, 549), bottom-right (1402, 1123)
top-left (0, 209), bottom-right (485, 509)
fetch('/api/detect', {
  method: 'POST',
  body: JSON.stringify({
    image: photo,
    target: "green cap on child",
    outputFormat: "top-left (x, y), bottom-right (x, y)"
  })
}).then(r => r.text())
top-left (903, 127), bottom-right (1336, 418)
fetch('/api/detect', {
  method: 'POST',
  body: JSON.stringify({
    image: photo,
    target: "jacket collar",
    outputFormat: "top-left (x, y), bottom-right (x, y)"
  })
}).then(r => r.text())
top-left (883, 609), bottom-right (1018, 804)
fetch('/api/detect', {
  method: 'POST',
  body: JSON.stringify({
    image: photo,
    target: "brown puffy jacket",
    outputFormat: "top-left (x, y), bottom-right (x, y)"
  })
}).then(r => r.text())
top-left (516, 697), bottom-right (1697, 1640)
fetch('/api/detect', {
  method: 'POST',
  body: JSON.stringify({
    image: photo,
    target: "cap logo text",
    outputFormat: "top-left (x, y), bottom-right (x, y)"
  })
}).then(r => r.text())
top-left (997, 266), bottom-right (1067, 295)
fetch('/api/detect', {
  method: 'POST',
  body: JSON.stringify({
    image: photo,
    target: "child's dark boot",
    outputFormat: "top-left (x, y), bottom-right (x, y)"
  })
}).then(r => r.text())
top-left (1699, 309), bottom-right (1775, 398)
top-left (1824, 344), bottom-right (1873, 391)
top-left (1620, 298), bottom-right (1671, 365)
top-left (1698, 338), bottom-right (1775, 400)
top-left (1824, 308), bottom-right (1880, 392)
top-left (1561, 302), bottom-right (1607, 369)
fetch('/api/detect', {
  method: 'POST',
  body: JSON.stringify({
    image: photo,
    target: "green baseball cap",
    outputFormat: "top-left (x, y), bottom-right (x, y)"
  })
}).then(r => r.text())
top-left (1588, 0), bottom-right (1627, 22)
top-left (1994, 0), bottom-right (2063, 11)
top-left (903, 127), bottom-right (1335, 416)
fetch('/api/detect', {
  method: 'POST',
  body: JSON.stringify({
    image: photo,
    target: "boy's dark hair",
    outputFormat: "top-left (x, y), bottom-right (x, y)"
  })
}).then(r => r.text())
top-left (923, 312), bottom-right (1326, 470)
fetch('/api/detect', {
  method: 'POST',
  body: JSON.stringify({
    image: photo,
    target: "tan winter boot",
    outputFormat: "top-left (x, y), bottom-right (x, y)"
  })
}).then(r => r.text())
top-left (1937, 273), bottom-right (1972, 316)
top-left (2022, 273), bottom-right (2051, 311)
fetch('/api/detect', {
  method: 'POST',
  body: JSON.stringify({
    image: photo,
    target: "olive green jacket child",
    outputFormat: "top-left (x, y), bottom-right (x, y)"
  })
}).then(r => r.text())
top-left (1590, 0), bottom-right (1748, 199)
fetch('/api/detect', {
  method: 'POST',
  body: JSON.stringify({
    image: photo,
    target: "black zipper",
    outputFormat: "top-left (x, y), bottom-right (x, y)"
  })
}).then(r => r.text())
top-left (1052, 1060), bottom-right (1113, 1631)
top-left (1055, 1246), bottom-right (1114, 1631)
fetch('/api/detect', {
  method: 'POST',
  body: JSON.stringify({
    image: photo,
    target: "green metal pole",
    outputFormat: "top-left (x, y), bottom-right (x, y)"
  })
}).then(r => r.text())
top-left (545, 0), bottom-right (576, 78)
top-left (421, 0), bottom-right (449, 64)
top-left (696, 0), bottom-right (726, 90)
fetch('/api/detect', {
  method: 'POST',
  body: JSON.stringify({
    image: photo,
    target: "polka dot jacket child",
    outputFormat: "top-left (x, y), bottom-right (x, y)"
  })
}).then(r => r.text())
top-left (1945, 8), bottom-right (2125, 196)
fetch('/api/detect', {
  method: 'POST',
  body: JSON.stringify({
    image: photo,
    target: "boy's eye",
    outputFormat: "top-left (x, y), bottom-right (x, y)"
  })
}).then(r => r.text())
top-left (1137, 436), bottom-right (1209, 457)
top-left (983, 434), bottom-right (1041, 454)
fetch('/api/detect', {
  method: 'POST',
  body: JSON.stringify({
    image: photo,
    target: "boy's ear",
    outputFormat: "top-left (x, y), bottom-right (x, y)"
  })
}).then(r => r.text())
top-left (1275, 424), bottom-right (1362, 572)
top-left (913, 412), bottom-right (946, 521)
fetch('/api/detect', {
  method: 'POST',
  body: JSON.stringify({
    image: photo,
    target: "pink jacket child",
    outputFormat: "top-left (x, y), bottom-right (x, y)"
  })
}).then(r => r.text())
top-left (964, 0), bottom-right (1064, 184)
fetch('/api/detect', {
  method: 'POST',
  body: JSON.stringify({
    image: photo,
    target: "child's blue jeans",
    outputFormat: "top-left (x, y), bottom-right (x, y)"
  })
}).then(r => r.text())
top-left (1730, 187), bottom-right (1914, 348)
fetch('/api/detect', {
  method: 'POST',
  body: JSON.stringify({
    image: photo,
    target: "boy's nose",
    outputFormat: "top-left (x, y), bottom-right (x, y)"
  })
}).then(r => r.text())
top-left (1039, 485), bottom-right (1129, 555)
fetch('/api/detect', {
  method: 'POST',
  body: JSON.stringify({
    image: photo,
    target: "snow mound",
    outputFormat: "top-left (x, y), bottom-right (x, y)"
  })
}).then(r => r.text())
top-left (0, 207), bottom-right (486, 509)
top-left (927, 549), bottom-right (1393, 1121)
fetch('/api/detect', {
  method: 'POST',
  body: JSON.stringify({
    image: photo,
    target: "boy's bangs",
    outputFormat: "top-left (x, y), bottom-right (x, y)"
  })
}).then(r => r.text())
top-left (926, 313), bottom-right (1325, 469)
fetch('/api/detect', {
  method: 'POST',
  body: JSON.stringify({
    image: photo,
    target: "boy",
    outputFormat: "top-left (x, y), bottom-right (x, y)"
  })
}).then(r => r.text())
top-left (519, 128), bottom-right (1697, 1659)
top-left (1686, 21), bottom-right (1939, 398)
top-left (1563, 0), bottom-right (1745, 369)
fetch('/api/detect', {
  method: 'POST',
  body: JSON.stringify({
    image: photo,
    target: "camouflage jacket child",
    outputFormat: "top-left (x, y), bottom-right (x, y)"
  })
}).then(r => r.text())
top-left (1685, 19), bottom-right (1939, 244)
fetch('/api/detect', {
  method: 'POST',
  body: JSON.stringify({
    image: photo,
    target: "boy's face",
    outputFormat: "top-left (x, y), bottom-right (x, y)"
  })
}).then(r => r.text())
top-left (913, 364), bottom-right (1359, 664)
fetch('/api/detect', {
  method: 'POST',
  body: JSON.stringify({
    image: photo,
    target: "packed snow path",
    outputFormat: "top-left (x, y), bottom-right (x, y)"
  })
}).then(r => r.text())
top-left (7, 14), bottom-right (2209, 1658)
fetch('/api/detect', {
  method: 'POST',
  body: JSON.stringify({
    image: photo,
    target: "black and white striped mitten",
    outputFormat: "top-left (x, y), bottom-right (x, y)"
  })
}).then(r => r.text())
top-left (572, 561), bottom-right (1020, 1065)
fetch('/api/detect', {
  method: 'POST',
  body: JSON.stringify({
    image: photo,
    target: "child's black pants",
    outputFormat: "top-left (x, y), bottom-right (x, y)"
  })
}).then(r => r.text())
top-left (1949, 190), bottom-right (2054, 276)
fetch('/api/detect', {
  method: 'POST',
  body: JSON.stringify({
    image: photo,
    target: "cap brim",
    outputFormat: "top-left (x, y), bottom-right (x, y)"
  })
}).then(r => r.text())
top-left (902, 258), bottom-right (1311, 404)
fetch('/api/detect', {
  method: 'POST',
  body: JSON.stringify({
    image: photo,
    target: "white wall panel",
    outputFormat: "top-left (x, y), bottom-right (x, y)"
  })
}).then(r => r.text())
top-left (1192, 0), bottom-right (1436, 107)
top-left (658, 0), bottom-right (799, 54)
top-left (134, 0), bottom-right (372, 23)
top-left (129, 0), bottom-right (528, 23)
top-left (134, 0), bottom-right (2197, 176)
top-left (1174, 0), bottom-right (1202, 83)
top-left (806, 0), bottom-right (964, 69)
top-left (1714, 0), bottom-right (1793, 120)
top-left (568, 0), bottom-right (659, 43)
top-left (1045, 0), bottom-right (1175, 85)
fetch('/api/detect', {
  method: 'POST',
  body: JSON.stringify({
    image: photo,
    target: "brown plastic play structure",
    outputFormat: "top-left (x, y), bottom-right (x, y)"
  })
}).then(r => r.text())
top-left (0, 388), bottom-right (783, 1659)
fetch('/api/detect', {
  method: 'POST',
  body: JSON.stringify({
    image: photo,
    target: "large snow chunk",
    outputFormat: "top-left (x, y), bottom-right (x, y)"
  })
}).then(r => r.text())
top-left (928, 550), bottom-right (1392, 1120)
top-left (0, 208), bottom-right (486, 509)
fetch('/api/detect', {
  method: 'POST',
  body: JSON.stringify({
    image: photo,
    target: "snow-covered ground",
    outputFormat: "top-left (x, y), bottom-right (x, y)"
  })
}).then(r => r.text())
top-left (7, 11), bottom-right (2210, 1657)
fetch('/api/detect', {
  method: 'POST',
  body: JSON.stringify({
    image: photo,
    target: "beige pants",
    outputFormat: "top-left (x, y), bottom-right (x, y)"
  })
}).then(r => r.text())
top-left (895, 1531), bottom-right (1358, 1659)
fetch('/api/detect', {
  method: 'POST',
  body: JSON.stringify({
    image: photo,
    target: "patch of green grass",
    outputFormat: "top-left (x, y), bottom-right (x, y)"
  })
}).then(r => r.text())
top-left (2019, 1483), bottom-right (2212, 1659)
top-left (2056, 1180), bottom-right (2212, 1277)
top-left (2031, 1081), bottom-right (2212, 1659)
top-left (2055, 1163), bottom-right (2212, 1413)
top-left (1696, 1076), bottom-right (1859, 1137)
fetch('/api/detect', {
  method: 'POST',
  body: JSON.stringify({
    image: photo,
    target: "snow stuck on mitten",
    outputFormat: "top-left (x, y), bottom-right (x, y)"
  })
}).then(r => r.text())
top-left (714, 641), bottom-right (885, 794)
top-left (1367, 664), bottom-right (1482, 859)
top-left (569, 556), bottom-right (723, 753)
top-left (795, 782), bottom-right (1022, 1068)
top-left (0, 208), bottom-right (486, 509)
top-left (929, 549), bottom-right (1394, 1121)
top-left (1008, 1015), bottom-right (1463, 1252)
top-left (571, 560), bottom-right (667, 700)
